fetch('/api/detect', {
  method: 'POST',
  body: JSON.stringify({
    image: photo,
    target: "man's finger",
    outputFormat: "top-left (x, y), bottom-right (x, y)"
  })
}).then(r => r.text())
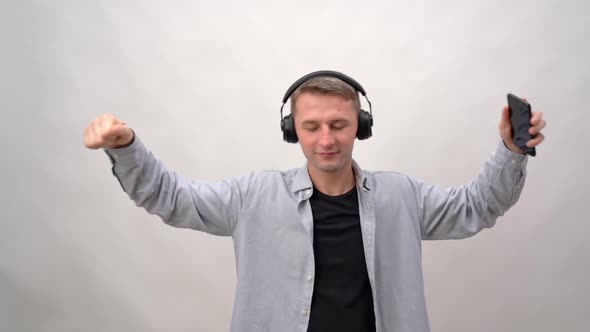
top-left (527, 133), bottom-right (545, 147)
top-left (529, 119), bottom-right (547, 135)
top-left (92, 124), bottom-right (106, 147)
top-left (99, 115), bottom-right (115, 135)
top-left (500, 106), bottom-right (511, 128)
top-left (86, 127), bottom-right (101, 149)
top-left (530, 111), bottom-right (544, 125)
top-left (113, 117), bottom-right (127, 126)
top-left (83, 127), bottom-right (91, 148)
top-left (108, 124), bottom-right (129, 138)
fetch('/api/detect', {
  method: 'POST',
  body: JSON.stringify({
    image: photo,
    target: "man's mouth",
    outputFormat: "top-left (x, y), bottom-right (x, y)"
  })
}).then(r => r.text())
top-left (317, 151), bottom-right (339, 157)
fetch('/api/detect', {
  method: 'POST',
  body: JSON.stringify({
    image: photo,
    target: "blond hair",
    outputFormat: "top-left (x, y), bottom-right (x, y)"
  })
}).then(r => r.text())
top-left (290, 76), bottom-right (361, 114)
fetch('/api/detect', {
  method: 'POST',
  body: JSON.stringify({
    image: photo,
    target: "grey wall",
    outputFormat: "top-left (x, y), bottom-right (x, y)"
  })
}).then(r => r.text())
top-left (1, 0), bottom-right (589, 331)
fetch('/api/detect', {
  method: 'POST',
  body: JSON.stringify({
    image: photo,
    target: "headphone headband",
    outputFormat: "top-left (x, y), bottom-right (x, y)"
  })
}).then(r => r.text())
top-left (281, 70), bottom-right (367, 104)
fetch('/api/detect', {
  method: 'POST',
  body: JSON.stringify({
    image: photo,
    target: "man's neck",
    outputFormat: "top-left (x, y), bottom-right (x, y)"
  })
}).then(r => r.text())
top-left (308, 162), bottom-right (356, 196)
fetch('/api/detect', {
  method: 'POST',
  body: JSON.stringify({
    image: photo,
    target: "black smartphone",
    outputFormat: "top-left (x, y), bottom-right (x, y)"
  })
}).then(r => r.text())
top-left (507, 93), bottom-right (536, 156)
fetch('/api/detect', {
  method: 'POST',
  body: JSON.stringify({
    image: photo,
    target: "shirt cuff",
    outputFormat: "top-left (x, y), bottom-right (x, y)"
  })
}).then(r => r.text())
top-left (103, 134), bottom-right (147, 173)
top-left (494, 140), bottom-right (528, 171)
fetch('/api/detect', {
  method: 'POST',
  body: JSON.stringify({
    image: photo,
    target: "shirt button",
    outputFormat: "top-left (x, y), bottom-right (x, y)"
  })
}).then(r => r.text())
top-left (112, 153), bottom-right (119, 159)
top-left (305, 189), bottom-right (311, 195)
top-left (511, 160), bottom-right (516, 164)
top-left (301, 309), bottom-right (309, 316)
top-left (306, 274), bottom-right (313, 281)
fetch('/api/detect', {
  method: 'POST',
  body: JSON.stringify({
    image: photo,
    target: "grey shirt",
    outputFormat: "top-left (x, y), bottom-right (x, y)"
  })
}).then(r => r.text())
top-left (105, 137), bottom-right (528, 332)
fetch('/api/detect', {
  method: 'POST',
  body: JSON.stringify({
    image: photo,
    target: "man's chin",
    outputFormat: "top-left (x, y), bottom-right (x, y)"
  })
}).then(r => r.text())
top-left (310, 159), bottom-right (347, 173)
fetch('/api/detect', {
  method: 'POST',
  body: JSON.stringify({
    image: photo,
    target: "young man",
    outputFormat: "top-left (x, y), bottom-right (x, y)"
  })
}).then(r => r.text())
top-left (83, 71), bottom-right (546, 332)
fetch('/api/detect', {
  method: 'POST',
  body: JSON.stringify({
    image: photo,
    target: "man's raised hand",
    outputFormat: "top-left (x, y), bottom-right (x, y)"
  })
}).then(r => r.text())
top-left (83, 114), bottom-right (134, 149)
top-left (499, 105), bottom-right (546, 154)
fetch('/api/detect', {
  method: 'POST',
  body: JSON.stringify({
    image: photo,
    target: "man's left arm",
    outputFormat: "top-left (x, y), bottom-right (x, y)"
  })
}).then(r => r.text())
top-left (414, 106), bottom-right (546, 240)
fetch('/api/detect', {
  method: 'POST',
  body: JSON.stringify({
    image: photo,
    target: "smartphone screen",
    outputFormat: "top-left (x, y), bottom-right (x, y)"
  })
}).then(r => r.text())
top-left (507, 93), bottom-right (536, 156)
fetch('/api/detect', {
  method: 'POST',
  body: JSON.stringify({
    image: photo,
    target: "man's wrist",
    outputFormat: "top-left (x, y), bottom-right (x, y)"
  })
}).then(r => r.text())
top-left (113, 129), bottom-right (135, 149)
top-left (502, 139), bottom-right (524, 155)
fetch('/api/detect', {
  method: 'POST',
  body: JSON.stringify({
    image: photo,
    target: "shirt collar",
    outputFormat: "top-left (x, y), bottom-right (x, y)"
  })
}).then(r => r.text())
top-left (291, 159), bottom-right (371, 193)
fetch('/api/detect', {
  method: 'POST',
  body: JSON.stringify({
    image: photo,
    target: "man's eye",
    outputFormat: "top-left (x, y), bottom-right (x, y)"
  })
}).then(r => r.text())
top-left (332, 125), bottom-right (345, 130)
top-left (304, 126), bottom-right (318, 131)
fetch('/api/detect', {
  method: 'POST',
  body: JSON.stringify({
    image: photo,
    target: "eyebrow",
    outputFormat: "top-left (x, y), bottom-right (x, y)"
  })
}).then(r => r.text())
top-left (301, 119), bottom-right (350, 126)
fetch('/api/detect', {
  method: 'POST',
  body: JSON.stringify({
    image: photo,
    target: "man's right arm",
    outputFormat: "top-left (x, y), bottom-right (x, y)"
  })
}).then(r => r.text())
top-left (83, 114), bottom-right (253, 236)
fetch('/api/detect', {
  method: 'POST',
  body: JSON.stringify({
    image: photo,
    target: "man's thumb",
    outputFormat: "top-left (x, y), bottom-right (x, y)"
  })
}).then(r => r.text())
top-left (108, 124), bottom-right (128, 136)
top-left (500, 106), bottom-right (511, 126)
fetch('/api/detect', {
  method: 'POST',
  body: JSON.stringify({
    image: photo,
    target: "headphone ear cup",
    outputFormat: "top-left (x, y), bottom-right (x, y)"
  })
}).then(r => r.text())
top-left (356, 109), bottom-right (373, 140)
top-left (281, 114), bottom-right (298, 143)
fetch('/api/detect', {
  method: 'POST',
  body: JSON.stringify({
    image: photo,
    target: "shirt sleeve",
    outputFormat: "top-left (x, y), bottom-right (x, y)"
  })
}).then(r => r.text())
top-left (410, 141), bottom-right (528, 240)
top-left (103, 135), bottom-right (254, 237)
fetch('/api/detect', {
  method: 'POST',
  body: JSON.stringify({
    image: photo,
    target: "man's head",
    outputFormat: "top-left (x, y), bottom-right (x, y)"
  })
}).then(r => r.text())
top-left (290, 77), bottom-right (360, 174)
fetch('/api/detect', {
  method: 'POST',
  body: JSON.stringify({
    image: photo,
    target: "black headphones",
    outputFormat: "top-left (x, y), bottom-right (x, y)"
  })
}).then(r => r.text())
top-left (280, 70), bottom-right (373, 143)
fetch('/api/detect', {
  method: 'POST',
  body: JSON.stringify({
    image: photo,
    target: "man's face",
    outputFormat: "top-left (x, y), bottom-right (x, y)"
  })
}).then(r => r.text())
top-left (294, 92), bottom-right (358, 174)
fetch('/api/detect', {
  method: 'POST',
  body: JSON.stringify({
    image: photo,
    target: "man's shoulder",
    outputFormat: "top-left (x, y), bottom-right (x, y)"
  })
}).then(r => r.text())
top-left (251, 167), bottom-right (299, 179)
top-left (360, 168), bottom-right (418, 192)
top-left (352, 160), bottom-right (412, 183)
top-left (363, 169), bottom-right (409, 178)
top-left (239, 167), bottom-right (301, 189)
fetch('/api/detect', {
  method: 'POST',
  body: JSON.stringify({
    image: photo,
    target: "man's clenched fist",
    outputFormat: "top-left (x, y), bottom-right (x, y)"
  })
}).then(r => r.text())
top-left (83, 114), bottom-right (134, 149)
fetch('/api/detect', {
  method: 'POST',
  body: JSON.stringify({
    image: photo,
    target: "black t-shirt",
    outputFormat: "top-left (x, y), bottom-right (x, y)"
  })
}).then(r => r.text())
top-left (307, 186), bottom-right (376, 332)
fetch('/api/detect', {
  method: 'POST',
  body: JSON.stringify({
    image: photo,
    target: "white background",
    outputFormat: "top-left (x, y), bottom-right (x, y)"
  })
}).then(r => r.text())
top-left (1, 0), bottom-right (589, 331)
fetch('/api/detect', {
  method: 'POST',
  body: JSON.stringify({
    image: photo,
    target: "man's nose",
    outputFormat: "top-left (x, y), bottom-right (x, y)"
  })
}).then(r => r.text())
top-left (318, 127), bottom-right (335, 147)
